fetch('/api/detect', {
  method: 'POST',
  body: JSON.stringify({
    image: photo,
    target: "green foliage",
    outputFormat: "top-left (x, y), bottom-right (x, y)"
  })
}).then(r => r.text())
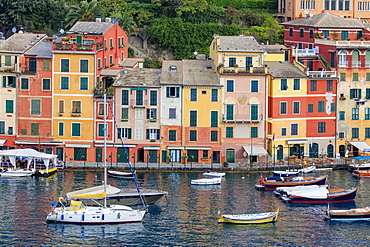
top-left (244, 17), bottom-right (283, 44)
top-left (65, 1), bottom-right (104, 28)
top-left (320, 57), bottom-right (331, 71)
top-left (144, 57), bottom-right (162, 68)
top-left (148, 18), bottom-right (239, 59)
top-left (128, 47), bottom-right (135, 58)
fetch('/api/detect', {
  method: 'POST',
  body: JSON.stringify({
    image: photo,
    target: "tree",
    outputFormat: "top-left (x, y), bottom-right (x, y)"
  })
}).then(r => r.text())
top-left (111, 11), bottom-right (137, 34)
top-left (65, 1), bottom-right (104, 28)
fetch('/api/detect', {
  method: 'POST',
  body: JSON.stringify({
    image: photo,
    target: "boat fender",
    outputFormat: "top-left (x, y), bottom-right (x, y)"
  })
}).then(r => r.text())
top-left (102, 214), bottom-right (105, 221)
top-left (82, 213), bottom-right (84, 221)
top-left (117, 213), bottom-right (121, 219)
top-left (61, 215), bottom-right (64, 221)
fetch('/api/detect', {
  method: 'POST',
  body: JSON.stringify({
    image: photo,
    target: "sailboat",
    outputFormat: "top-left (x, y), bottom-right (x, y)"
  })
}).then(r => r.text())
top-left (46, 94), bottom-right (147, 224)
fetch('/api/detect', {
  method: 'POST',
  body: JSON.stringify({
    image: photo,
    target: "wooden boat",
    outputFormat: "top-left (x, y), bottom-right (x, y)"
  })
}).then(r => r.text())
top-left (352, 170), bottom-right (370, 178)
top-left (281, 187), bottom-right (357, 204)
top-left (272, 170), bottom-right (299, 177)
top-left (274, 184), bottom-right (328, 196)
top-left (255, 176), bottom-right (327, 190)
top-left (202, 171), bottom-right (226, 178)
top-left (326, 207), bottom-right (370, 221)
top-left (191, 177), bottom-right (221, 185)
top-left (218, 209), bottom-right (279, 224)
top-left (108, 170), bottom-right (136, 178)
top-left (298, 166), bottom-right (316, 174)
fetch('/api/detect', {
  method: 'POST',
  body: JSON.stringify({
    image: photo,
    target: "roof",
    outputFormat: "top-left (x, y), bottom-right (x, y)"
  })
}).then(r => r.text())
top-left (281, 12), bottom-right (364, 28)
top-left (25, 39), bottom-right (53, 58)
top-left (100, 69), bottom-right (122, 77)
top-left (120, 58), bottom-right (145, 68)
top-left (161, 60), bottom-right (220, 87)
top-left (113, 68), bottom-right (161, 87)
top-left (261, 45), bottom-right (286, 53)
top-left (0, 33), bottom-right (47, 53)
top-left (215, 36), bottom-right (264, 53)
top-left (68, 21), bottom-right (113, 35)
top-left (264, 61), bottom-right (307, 78)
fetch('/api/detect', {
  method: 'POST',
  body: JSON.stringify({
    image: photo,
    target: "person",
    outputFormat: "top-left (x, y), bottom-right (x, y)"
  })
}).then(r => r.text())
top-left (259, 174), bottom-right (264, 185)
top-left (303, 160), bottom-right (307, 168)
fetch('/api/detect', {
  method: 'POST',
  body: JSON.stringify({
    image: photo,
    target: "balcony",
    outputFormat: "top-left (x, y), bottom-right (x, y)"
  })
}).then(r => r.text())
top-left (53, 42), bottom-right (102, 52)
top-left (291, 47), bottom-right (319, 57)
top-left (352, 61), bottom-right (361, 68)
top-left (307, 71), bottom-right (337, 78)
top-left (130, 99), bottom-right (148, 107)
top-left (338, 61), bottom-right (347, 68)
top-left (219, 66), bottom-right (267, 74)
top-left (222, 114), bottom-right (264, 123)
top-left (0, 63), bottom-right (17, 73)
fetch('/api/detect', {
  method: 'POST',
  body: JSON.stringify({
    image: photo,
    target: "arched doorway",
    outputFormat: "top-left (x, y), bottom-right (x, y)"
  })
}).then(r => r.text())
top-left (327, 144), bottom-right (334, 158)
top-left (277, 145), bottom-right (283, 160)
top-left (290, 144), bottom-right (304, 159)
top-left (309, 143), bottom-right (319, 158)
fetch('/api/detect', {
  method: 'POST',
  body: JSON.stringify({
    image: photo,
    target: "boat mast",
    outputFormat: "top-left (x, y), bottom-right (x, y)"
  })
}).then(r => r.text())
top-left (103, 93), bottom-right (107, 208)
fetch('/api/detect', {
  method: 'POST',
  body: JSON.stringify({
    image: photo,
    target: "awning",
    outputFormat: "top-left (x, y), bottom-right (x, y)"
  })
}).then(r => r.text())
top-left (100, 69), bottom-right (121, 77)
top-left (15, 141), bottom-right (63, 146)
top-left (287, 139), bottom-right (308, 145)
top-left (243, 146), bottom-right (268, 155)
top-left (349, 141), bottom-right (370, 152)
top-left (167, 146), bottom-right (185, 150)
top-left (144, 146), bottom-right (160, 150)
top-left (353, 156), bottom-right (370, 160)
top-left (185, 146), bottom-right (212, 150)
top-left (65, 143), bottom-right (91, 148)
top-left (0, 139), bottom-right (7, 146)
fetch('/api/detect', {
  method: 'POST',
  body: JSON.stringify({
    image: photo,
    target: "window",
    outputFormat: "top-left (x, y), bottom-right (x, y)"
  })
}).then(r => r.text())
top-left (251, 127), bottom-right (258, 138)
top-left (190, 88), bottom-right (197, 101)
top-left (280, 102), bottom-right (287, 114)
top-left (80, 77), bottom-right (88, 90)
top-left (291, 123), bottom-right (298, 135)
top-left (42, 79), bottom-right (50, 90)
top-left (8, 127), bottom-right (12, 135)
top-left (166, 87), bottom-right (179, 97)
top-left (74, 148), bottom-right (86, 161)
top-left (121, 108), bottom-right (128, 120)
top-left (352, 108), bottom-right (359, 120)
top-left (58, 122), bottom-right (64, 136)
top-left (289, 28), bottom-right (293, 37)
top-left (58, 100), bottom-right (64, 113)
top-left (80, 59), bottom-right (88, 73)
top-left (169, 130), bottom-right (176, 141)
top-left (293, 102), bottom-right (300, 114)
top-left (226, 127), bottom-right (233, 138)
top-left (308, 104), bottom-right (313, 113)
top-left (169, 108), bottom-right (176, 119)
top-left (211, 89), bottom-right (218, 102)
top-left (203, 150), bottom-right (208, 159)
top-left (109, 55), bottom-right (113, 65)
top-left (318, 122), bottom-right (326, 133)
top-left (340, 73), bottom-right (346, 81)
top-left (190, 111), bottom-right (197, 126)
top-left (366, 89), bottom-right (370, 99)
top-left (341, 31), bottom-right (348, 40)
top-left (352, 128), bottom-right (359, 138)
top-left (251, 80), bottom-right (258, 92)
top-left (251, 104), bottom-right (258, 120)
top-left (366, 128), bottom-right (370, 138)
top-left (122, 90), bottom-right (129, 105)
top-left (211, 111), bottom-right (218, 127)
top-left (293, 79), bottom-right (300, 90)
top-left (281, 128), bottom-right (287, 136)
top-left (31, 123), bottom-right (39, 136)
top-left (366, 108), bottom-right (370, 120)
top-left (98, 123), bottom-right (105, 137)
top-left (31, 99), bottom-right (41, 115)
top-left (309, 29), bottom-right (314, 39)
top-left (72, 101), bottom-right (81, 114)
top-left (280, 79), bottom-right (288, 91)
top-left (98, 103), bottom-right (107, 116)
top-left (4, 56), bottom-right (11, 66)
top-left (136, 90), bottom-right (143, 105)
top-left (0, 121), bottom-right (4, 134)
top-left (150, 91), bottom-right (157, 105)
top-left (5, 100), bottom-right (13, 113)
top-left (318, 101), bottom-right (324, 112)
top-left (118, 128), bottom-right (132, 139)
top-left (211, 130), bottom-right (218, 141)
top-left (146, 109), bottom-right (157, 120)
top-left (98, 58), bottom-right (101, 68)
top-left (246, 57), bottom-right (253, 67)
top-left (109, 38), bottom-right (113, 48)
top-left (350, 89), bottom-right (361, 99)
top-left (353, 73), bottom-right (359, 81)
top-left (339, 111), bottom-right (345, 120)
top-left (338, 132), bottom-right (345, 138)
top-left (323, 30), bottom-right (329, 38)
top-left (226, 80), bottom-right (234, 92)
top-left (229, 58), bottom-right (236, 67)
top-left (190, 130), bottom-right (197, 141)
top-left (21, 78), bottom-right (29, 90)
top-left (300, 29), bottom-right (304, 38)
top-left (226, 104), bottom-right (234, 120)
top-left (331, 103), bottom-right (335, 112)
top-left (146, 129), bottom-right (159, 140)
top-left (310, 80), bottom-right (317, 91)
top-left (61, 77), bottom-right (69, 90)
top-left (327, 80), bottom-right (333, 91)
top-left (43, 60), bottom-right (50, 70)
top-left (61, 59), bottom-right (69, 72)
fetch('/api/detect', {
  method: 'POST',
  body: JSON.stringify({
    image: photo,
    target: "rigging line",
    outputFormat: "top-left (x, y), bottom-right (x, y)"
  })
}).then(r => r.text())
top-left (108, 103), bottom-right (147, 208)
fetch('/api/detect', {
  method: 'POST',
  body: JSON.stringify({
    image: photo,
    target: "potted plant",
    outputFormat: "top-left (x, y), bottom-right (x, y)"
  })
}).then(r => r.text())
top-left (222, 161), bottom-right (229, 168)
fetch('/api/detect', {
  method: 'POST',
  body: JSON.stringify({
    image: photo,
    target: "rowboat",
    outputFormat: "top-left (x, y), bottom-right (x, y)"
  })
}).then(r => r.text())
top-left (273, 184), bottom-right (328, 196)
top-left (202, 171), bottom-right (226, 178)
top-left (108, 170), bottom-right (135, 178)
top-left (272, 171), bottom-right (299, 177)
top-left (218, 209), bottom-right (279, 224)
top-left (298, 165), bottom-right (316, 174)
top-left (191, 177), bottom-right (221, 185)
top-left (281, 187), bottom-right (357, 204)
top-left (352, 170), bottom-right (370, 178)
top-left (255, 176), bottom-right (327, 190)
top-left (326, 207), bottom-right (370, 221)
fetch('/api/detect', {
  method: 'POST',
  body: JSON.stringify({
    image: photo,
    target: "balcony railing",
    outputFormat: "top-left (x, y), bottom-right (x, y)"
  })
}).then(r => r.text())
top-left (0, 63), bottom-right (17, 72)
top-left (307, 71), bottom-right (337, 78)
top-left (352, 61), bottom-right (361, 68)
top-left (222, 114), bottom-right (264, 123)
top-left (130, 99), bottom-right (148, 107)
top-left (291, 47), bottom-right (319, 57)
top-left (338, 61), bottom-right (347, 68)
top-left (53, 42), bottom-right (101, 52)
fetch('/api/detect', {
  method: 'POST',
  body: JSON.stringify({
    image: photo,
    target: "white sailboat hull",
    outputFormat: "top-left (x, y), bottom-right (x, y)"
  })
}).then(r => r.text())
top-left (1, 169), bottom-right (34, 177)
top-left (46, 205), bottom-right (146, 224)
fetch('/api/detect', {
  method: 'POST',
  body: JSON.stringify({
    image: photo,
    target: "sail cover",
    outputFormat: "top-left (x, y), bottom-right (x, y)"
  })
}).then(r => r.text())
top-left (66, 185), bottom-right (121, 199)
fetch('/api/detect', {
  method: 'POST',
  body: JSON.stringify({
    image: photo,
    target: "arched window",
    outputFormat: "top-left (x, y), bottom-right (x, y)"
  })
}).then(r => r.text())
top-left (352, 50), bottom-right (360, 67)
top-left (339, 50), bottom-right (346, 67)
top-left (327, 144), bottom-right (334, 158)
top-left (309, 143), bottom-right (319, 158)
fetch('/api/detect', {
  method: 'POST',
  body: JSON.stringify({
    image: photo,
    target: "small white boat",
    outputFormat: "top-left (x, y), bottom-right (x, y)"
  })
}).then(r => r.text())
top-left (202, 171), bottom-right (226, 178)
top-left (218, 209), bottom-right (279, 224)
top-left (0, 169), bottom-right (34, 177)
top-left (108, 170), bottom-right (135, 178)
top-left (272, 171), bottom-right (299, 176)
top-left (298, 166), bottom-right (316, 173)
top-left (191, 177), bottom-right (222, 185)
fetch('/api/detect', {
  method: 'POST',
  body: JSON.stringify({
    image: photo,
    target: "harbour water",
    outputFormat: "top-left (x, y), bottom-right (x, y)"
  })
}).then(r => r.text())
top-left (0, 169), bottom-right (369, 246)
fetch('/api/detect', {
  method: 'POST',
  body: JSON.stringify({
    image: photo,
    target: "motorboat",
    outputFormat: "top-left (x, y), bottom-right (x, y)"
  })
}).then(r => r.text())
top-left (280, 187), bottom-right (357, 204)
top-left (298, 166), bottom-right (316, 173)
top-left (348, 163), bottom-right (370, 172)
top-left (191, 177), bottom-right (222, 185)
top-left (108, 170), bottom-right (136, 178)
top-left (218, 209), bottom-right (279, 224)
top-left (272, 171), bottom-right (299, 177)
top-left (326, 207), bottom-right (370, 221)
top-left (255, 176), bottom-right (327, 190)
top-left (352, 170), bottom-right (370, 178)
top-left (0, 168), bottom-right (34, 177)
top-left (202, 171), bottom-right (226, 178)
top-left (46, 94), bottom-right (147, 224)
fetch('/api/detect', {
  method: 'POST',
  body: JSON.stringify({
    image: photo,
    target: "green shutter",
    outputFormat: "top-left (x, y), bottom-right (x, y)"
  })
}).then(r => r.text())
top-left (226, 105), bottom-right (233, 120)
top-left (211, 111), bottom-right (218, 127)
top-left (251, 105), bottom-right (258, 120)
top-left (5, 100), bottom-right (13, 113)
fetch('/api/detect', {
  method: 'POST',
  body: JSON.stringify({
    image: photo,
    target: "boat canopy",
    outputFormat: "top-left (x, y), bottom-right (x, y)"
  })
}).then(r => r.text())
top-left (276, 185), bottom-right (327, 193)
top-left (66, 185), bottom-right (121, 199)
top-left (0, 148), bottom-right (58, 169)
top-left (288, 187), bottom-right (329, 199)
top-left (353, 156), bottom-right (370, 160)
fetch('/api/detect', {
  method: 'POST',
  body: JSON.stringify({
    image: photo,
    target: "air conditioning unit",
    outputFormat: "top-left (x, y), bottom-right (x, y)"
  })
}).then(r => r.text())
top-left (105, 18), bottom-right (112, 22)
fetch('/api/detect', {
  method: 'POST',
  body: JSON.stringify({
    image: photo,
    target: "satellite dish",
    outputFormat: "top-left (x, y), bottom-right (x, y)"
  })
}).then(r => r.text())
top-left (12, 27), bottom-right (16, 33)
top-left (59, 29), bottom-right (65, 34)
